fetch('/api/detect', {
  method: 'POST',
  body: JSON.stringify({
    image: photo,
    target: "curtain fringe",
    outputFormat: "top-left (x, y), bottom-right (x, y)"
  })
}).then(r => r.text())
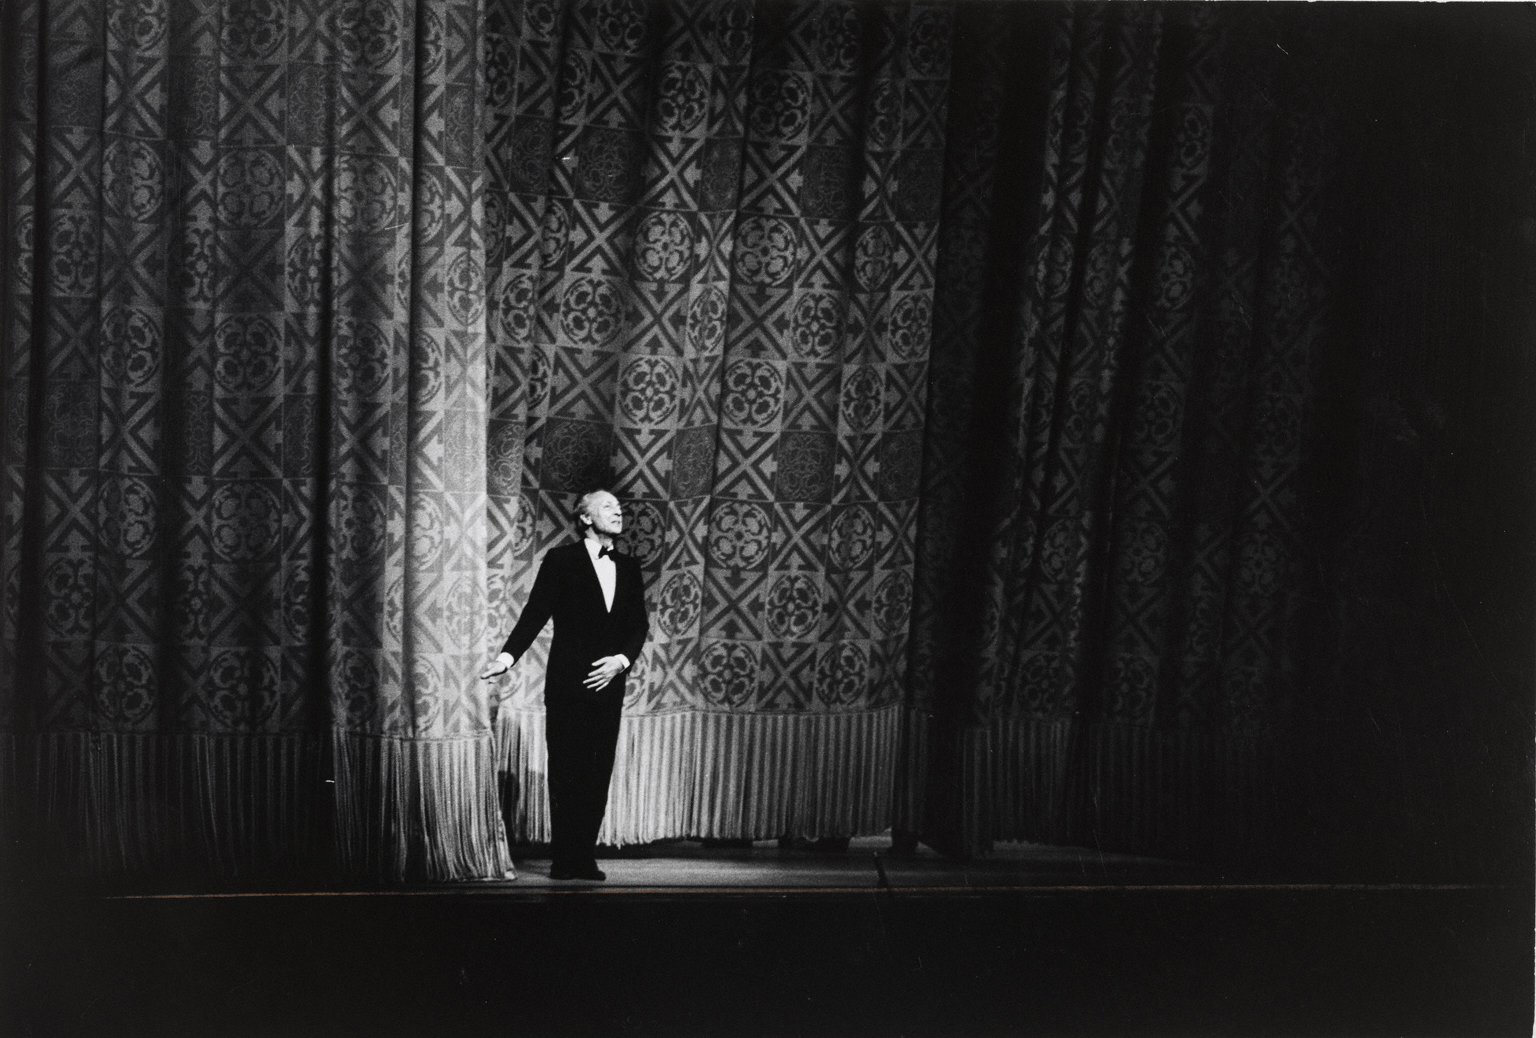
top-left (0, 731), bottom-right (514, 882)
top-left (332, 731), bottom-right (514, 883)
top-left (891, 707), bottom-right (932, 834)
top-left (496, 706), bottom-right (901, 845)
top-left (974, 718), bottom-right (1280, 860)
top-left (2, 731), bottom-right (325, 880)
top-left (1068, 721), bottom-right (1280, 861)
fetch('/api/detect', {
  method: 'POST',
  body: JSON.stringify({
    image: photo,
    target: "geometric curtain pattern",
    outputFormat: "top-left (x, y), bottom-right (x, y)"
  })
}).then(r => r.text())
top-left (483, 0), bottom-right (952, 843)
top-left (0, 0), bottom-right (1356, 879)
top-left (1, 0), bottom-right (510, 881)
top-left (904, 4), bottom-right (1336, 859)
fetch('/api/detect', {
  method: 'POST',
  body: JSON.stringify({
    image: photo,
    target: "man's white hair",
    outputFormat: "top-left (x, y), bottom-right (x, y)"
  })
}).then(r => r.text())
top-left (574, 488), bottom-right (613, 527)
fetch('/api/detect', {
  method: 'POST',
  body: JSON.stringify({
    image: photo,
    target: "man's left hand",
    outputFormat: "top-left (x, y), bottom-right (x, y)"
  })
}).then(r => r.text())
top-left (583, 655), bottom-right (628, 690)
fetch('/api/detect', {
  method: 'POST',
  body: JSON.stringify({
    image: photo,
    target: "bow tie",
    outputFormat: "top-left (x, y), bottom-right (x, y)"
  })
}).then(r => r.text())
top-left (597, 545), bottom-right (613, 559)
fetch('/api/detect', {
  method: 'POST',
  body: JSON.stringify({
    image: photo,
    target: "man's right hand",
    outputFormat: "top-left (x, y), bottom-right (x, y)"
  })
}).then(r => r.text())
top-left (480, 652), bottom-right (515, 680)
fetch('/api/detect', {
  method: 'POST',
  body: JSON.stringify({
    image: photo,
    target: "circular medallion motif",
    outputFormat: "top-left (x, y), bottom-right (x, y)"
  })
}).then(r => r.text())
top-left (840, 366), bottom-right (883, 432)
top-left (620, 357), bottom-right (680, 426)
top-left (221, 0), bottom-right (286, 60)
top-left (867, 82), bottom-right (899, 149)
top-left (749, 71), bottom-right (810, 141)
top-left (335, 486), bottom-right (386, 562)
top-left (1237, 533), bottom-right (1282, 598)
top-left (420, 5), bottom-right (445, 74)
top-left (446, 252), bottom-right (484, 325)
top-left (96, 645), bottom-right (157, 725)
top-left (103, 139), bottom-right (164, 222)
top-left (828, 505), bottom-right (875, 570)
top-left (618, 500), bottom-right (665, 565)
top-left (792, 292), bottom-right (843, 359)
top-left (816, 4), bottom-right (861, 71)
top-left (43, 557), bottom-right (93, 638)
top-left (443, 574), bottom-right (480, 652)
top-left (815, 642), bottom-right (868, 706)
top-left (213, 315), bottom-right (280, 394)
top-left (328, 0), bottom-right (402, 68)
top-left (1039, 517), bottom-right (1086, 584)
top-left (699, 641), bottom-right (758, 707)
top-left (488, 421), bottom-right (525, 497)
top-left (206, 648), bottom-right (280, 729)
top-left (338, 648), bottom-right (379, 724)
top-left (335, 319), bottom-right (390, 398)
top-left (1131, 383), bottom-right (1182, 448)
top-left (887, 293), bottom-right (931, 360)
top-left (766, 573), bottom-right (821, 639)
top-left (99, 476), bottom-right (157, 559)
top-left (635, 212), bottom-right (693, 282)
top-left (712, 0), bottom-right (753, 62)
top-left (409, 496), bottom-right (443, 567)
top-left (283, 564), bottom-right (311, 641)
top-left (287, 234), bottom-right (324, 309)
top-left (708, 501), bottom-right (771, 570)
top-left (526, 349), bottom-right (551, 409)
top-left (907, 7), bottom-right (951, 77)
top-left (14, 210), bottom-right (33, 288)
top-left (539, 202), bottom-right (569, 266)
top-left (596, 0), bottom-right (647, 51)
top-left (873, 570), bottom-right (913, 634)
top-left (722, 360), bottom-right (783, 428)
top-left (211, 483), bottom-right (280, 563)
top-left (561, 276), bottom-right (623, 346)
top-left (217, 149), bottom-right (283, 228)
top-left (687, 286), bottom-right (727, 353)
top-left (49, 213), bottom-right (97, 296)
top-left (499, 271), bottom-right (538, 345)
top-left (656, 63), bottom-right (709, 134)
top-left (336, 155), bottom-right (398, 232)
top-left (854, 225), bottom-right (892, 291)
top-left (102, 307), bottom-right (161, 387)
top-left (108, 0), bottom-right (168, 49)
top-left (733, 216), bottom-right (797, 285)
top-left (511, 492), bottom-right (538, 556)
top-left (657, 571), bottom-right (702, 637)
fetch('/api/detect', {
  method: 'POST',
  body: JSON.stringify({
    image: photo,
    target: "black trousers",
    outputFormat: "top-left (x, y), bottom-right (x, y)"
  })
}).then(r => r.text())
top-left (544, 693), bottom-right (622, 869)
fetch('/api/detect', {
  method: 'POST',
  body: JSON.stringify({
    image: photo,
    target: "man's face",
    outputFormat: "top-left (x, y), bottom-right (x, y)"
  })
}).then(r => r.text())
top-left (582, 491), bottom-right (623, 536)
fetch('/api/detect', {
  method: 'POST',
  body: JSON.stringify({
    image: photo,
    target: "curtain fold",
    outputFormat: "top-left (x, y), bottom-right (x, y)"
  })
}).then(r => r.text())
top-left (483, 0), bottom-right (953, 843)
top-left (5, 0), bottom-right (1509, 880)
top-left (1, 0), bottom-right (510, 882)
top-left (907, 4), bottom-right (1338, 859)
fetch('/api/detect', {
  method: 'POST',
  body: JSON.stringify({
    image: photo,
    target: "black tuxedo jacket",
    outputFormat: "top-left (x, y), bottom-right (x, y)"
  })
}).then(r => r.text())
top-left (500, 541), bottom-right (649, 704)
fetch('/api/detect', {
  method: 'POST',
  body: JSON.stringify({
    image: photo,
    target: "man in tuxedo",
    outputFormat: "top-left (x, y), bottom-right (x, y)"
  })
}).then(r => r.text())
top-left (481, 489), bottom-right (649, 881)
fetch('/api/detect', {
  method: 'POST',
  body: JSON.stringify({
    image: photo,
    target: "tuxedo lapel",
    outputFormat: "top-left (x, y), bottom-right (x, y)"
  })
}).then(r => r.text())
top-left (571, 542), bottom-right (611, 616)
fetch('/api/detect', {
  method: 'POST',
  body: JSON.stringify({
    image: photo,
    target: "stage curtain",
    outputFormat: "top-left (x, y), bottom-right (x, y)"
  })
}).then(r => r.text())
top-left (0, 0), bottom-right (512, 881)
top-left (482, 0), bottom-right (954, 843)
top-left (903, 4), bottom-right (1340, 859)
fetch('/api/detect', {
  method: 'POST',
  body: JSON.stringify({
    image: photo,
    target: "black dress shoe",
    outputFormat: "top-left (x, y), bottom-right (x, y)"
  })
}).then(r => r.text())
top-left (572, 864), bottom-right (606, 881)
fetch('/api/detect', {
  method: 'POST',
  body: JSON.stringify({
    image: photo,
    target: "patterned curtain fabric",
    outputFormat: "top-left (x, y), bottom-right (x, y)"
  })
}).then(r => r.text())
top-left (483, 0), bottom-right (953, 843)
top-left (2, 0), bottom-right (1377, 877)
top-left (903, 4), bottom-right (1337, 859)
top-left (1, 0), bottom-right (511, 881)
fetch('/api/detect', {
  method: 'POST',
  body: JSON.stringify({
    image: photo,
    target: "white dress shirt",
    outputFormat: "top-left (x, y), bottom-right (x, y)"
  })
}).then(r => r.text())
top-left (583, 536), bottom-right (617, 611)
top-left (583, 537), bottom-right (629, 672)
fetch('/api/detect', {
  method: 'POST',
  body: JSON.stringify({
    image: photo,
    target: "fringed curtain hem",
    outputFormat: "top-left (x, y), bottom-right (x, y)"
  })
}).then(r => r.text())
top-left (923, 718), bottom-right (1281, 862)
top-left (1, 731), bottom-right (325, 881)
top-left (332, 731), bottom-right (514, 883)
top-left (496, 706), bottom-right (901, 845)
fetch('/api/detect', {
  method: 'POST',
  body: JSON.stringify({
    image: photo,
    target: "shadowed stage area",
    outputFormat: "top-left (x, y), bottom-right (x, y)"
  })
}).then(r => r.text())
top-left (3, 840), bottom-right (1529, 1037)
